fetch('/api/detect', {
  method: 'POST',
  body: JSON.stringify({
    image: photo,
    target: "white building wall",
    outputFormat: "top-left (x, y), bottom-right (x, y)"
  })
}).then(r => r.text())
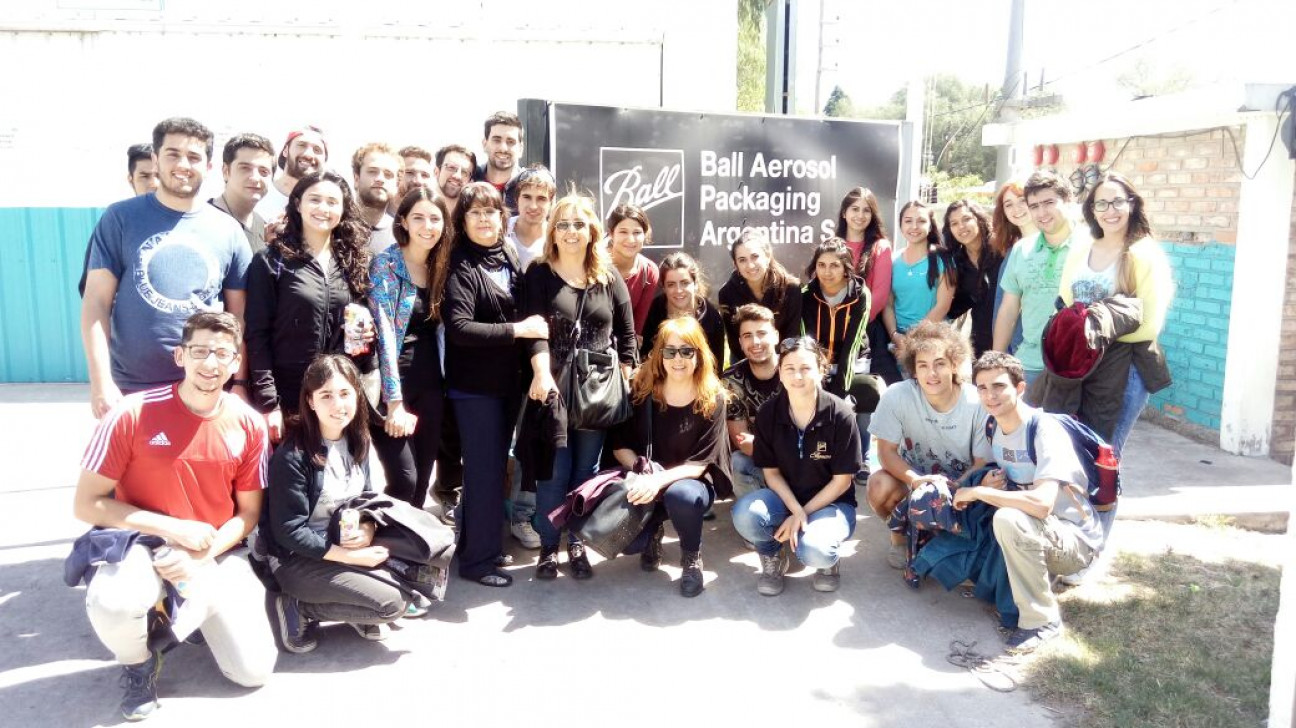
top-left (0, 0), bottom-right (738, 207)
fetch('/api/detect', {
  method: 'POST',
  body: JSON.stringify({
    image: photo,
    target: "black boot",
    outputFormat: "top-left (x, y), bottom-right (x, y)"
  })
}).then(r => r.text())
top-left (640, 523), bottom-right (665, 572)
top-left (567, 542), bottom-right (593, 580)
top-left (679, 550), bottom-right (704, 598)
top-left (535, 547), bottom-right (558, 580)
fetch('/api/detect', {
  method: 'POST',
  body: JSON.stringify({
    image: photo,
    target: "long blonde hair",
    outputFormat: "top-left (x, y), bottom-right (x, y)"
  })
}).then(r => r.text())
top-left (632, 316), bottom-right (723, 419)
top-left (539, 194), bottom-right (612, 285)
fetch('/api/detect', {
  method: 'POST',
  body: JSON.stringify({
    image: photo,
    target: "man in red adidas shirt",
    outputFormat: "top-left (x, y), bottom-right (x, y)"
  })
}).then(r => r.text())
top-left (74, 311), bottom-right (275, 721)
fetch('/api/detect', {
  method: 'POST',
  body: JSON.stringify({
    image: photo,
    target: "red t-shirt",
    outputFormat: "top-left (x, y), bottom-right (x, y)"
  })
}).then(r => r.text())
top-left (81, 384), bottom-right (268, 529)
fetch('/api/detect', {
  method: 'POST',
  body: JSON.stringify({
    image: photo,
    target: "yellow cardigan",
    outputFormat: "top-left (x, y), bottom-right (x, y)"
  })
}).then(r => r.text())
top-left (1058, 236), bottom-right (1174, 343)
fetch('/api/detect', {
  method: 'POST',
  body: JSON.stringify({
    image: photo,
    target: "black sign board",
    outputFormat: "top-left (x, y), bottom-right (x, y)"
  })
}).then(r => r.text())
top-left (530, 101), bottom-right (902, 288)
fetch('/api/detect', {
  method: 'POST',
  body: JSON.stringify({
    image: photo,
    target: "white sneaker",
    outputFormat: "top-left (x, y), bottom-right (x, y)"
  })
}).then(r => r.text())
top-left (510, 519), bottom-right (541, 549)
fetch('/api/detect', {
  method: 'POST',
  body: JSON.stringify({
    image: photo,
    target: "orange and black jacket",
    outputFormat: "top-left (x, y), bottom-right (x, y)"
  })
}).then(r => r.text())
top-left (799, 276), bottom-right (871, 399)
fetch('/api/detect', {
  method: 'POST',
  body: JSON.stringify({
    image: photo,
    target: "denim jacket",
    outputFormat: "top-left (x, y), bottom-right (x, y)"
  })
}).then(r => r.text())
top-left (368, 246), bottom-right (419, 404)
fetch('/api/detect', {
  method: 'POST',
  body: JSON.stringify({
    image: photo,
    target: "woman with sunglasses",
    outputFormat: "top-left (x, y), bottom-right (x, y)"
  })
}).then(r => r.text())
top-left (245, 171), bottom-right (374, 443)
top-left (717, 227), bottom-right (802, 361)
top-left (611, 317), bottom-right (732, 597)
top-left (990, 181), bottom-right (1035, 352)
top-left (367, 188), bottom-right (453, 509)
top-left (942, 200), bottom-right (1000, 357)
top-left (640, 252), bottom-right (726, 373)
top-left (523, 194), bottom-right (637, 581)
top-left (835, 187), bottom-right (895, 378)
top-left (882, 201), bottom-right (954, 364)
top-left (442, 182), bottom-right (549, 587)
top-left (264, 355), bottom-right (412, 653)
top-left (731, 337), bottom-right (861, 594)
top-left (605, 203), bottom-right (659, 341)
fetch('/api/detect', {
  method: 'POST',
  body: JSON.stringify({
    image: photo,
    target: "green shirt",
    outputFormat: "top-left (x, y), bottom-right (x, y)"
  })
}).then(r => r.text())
top-left (999, 228), bottom-right (1079, 371)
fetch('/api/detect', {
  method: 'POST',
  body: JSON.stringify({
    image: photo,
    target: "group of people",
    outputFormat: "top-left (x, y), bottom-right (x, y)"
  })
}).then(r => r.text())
top-left (70, 111), bottom-right (1172, 722)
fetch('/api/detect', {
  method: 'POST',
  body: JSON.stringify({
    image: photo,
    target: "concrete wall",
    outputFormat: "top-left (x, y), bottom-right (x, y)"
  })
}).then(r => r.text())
top-left (1274, 168), bottom-right (1296, 465)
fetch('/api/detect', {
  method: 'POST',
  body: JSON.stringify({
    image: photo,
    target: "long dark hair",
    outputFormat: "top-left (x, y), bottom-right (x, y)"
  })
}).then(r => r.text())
top-left (275, 170), bottom-right (371, 297)
top-left (731, 227), bottom-right (798, 311)
top-left (294, 354), bottom-right (370, 468)
top-left (804, 237), bottom-right (855, 283)
top-left (835, 187), bottom-right (888, 279)
top-left (898, 200), bottom-right (953, 290)
top-left (393, 187), bottom-right (454, 321)
top-left (1081, 172), bottom-right (1153, 296)
top-left (942, 199), bottom-right (999, 291)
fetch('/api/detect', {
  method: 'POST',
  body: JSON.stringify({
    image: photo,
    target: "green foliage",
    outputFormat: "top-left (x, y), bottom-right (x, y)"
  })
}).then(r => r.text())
top-left (736, 0), bottom-right (768, 112)
top-left (926, 169), bottom-right (991, 208)
top-left (822, 85), bottom-right (853, 117)
top-left (858, 74), bottom-right (998, 181)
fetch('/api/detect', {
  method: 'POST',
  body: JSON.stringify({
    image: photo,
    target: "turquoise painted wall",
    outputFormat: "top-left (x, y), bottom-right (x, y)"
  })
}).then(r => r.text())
top-left (1149, 241), bottom-right (1234, 431)
top-left (0, 207), bottom-right (103, 383)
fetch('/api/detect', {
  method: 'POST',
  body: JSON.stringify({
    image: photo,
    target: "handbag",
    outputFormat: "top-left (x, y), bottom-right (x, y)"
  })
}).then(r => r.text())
top-left (564, 285), bottom-right (631, 431)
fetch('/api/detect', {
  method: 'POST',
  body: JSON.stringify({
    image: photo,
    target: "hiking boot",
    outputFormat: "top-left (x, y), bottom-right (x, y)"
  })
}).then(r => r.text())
top-left (274, 594), bottom-right (316, 654)
top-left (510, 519), bottom-right (541, 549)
top-left (119, 651), bottom-right (162, 721)
top-left (886, 542), bottom-right (907, 570)
top-left (679, 550), bottom-right (704, 598)
top-left (567, 542), bottom-right (593, 580)
top-left (812, 562), bottom-right (841, 592)
top-left (349, 623), bottom-right (387, 641)
top-left (640, 523), bottom-right (665, 572)
top-left (535, 546), bottom-right (559, 580)
top-left (1005, 620), bottom-right (1063, 653)
top-left (756, 548), bottom-right (789, 596)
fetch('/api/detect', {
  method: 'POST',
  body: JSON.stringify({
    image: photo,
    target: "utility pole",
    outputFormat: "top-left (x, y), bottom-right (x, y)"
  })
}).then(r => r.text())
top-left (993, 0), bottom-right (1025, 186)
top-left (765, 0), bottom-right (797, 114)
top-left (813, 0), bottom-right (840, 115)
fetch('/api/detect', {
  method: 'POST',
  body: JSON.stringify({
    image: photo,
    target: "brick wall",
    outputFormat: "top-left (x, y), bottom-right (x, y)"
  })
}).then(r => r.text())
top-left (1034, 127), bottom-right (1244, 441)
top-left (1272, 167), bottom-right (1296, 465)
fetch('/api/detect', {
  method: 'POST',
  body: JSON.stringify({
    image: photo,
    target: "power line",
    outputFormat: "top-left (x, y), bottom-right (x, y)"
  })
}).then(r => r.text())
top-left (1039, 1), bottom-right (1235, 89)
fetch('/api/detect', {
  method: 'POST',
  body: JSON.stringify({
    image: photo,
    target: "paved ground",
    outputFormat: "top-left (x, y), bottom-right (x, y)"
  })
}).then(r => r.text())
top-left (1, 384), bottom-right (1289, 727)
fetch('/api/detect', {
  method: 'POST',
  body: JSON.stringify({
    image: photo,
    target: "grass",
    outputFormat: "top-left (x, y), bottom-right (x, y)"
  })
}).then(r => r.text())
top-left (1023, 525), bottom-right (1281, 728)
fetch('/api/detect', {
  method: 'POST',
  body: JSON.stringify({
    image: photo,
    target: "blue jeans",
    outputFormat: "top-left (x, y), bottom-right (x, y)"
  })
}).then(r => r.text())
top-left (730, 451), bottom-right (767, 499)
top-left (855, 413), bottom-right (872, 467)
top-left (624, 478), bottom-right (714, 554)
top-left (1110, 367), bottom-right (1149, 458)
top-left (534, 428), bottom-right (605, 549)
top-left (731, 489), bottom-right (857, 569)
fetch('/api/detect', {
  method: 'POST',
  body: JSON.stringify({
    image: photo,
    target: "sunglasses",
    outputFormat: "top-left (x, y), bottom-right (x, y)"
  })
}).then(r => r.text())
top-left (554, 220), bottom-right (589, 232)
top-left (662, 346), bottom-right (698, 360)
top-left (776, 336), bottom-right (822, 356)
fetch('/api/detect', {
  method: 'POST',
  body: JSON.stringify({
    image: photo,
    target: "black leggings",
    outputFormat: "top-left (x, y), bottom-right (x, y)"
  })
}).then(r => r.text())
top-left (274, 556), bottom-right (406, 625)
top-left (371, 389), bottom-right (444, 509)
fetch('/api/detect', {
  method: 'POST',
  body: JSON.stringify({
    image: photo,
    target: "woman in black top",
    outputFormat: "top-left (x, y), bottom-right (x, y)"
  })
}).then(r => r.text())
top-left (246, 170), bottom-right (374, 442)
top-left (942, 200), bottom-right (1000, 357)
top-left (367, 188), bottom-right (453, 508)
top-left (717, 228), bottom-right (801, 358)
top-left (639, 252), bottom-right (725, 372)
top-left (612, 317), bottom-right (731, 598)
top-left (264, 355), bottom-right (411, 652)
top-left (730, 337), bottom-right (862, 595)
top-left (523, 194), bottom-right (637, 580)
top-left (442, 182), bottom-right (549, 587)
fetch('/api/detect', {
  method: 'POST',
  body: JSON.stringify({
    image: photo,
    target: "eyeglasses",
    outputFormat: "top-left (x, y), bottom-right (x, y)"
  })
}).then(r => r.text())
top-left (554, 220), bottom-right (588, 232)
top-left (662, 346), bottom-right (698, 360)
top-left (777, 336), bottom-right (822, 356)
top-left (466, 208), bottom-right (501, 220)
top-left (1092, 197), bottom-right (1131, 212)
top-left (185, 344), bottom-right (238, 363)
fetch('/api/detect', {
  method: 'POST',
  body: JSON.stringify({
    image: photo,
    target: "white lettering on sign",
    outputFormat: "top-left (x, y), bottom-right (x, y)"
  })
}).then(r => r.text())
top-left (603, 164), bottom-right (683, 213)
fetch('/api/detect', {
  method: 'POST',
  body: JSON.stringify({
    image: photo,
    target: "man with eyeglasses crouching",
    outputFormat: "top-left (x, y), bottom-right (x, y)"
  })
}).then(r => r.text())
top-left (71, 312), bottom-right (276, 721)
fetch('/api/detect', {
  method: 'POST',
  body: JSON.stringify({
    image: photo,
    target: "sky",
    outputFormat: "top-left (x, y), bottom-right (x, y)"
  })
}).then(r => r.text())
top-left (799, 0), bottom-right (1296, 114)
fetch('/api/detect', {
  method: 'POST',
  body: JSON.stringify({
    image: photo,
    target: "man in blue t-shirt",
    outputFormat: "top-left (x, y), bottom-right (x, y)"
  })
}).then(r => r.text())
top-left (82, 117), bottom-right (252, 418)
top-left (958, 351), bottom-right (1103, 653)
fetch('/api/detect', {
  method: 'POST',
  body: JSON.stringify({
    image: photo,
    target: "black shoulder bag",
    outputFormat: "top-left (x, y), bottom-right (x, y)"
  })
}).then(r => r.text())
top-left (565, 284), bottom-right (632, 431)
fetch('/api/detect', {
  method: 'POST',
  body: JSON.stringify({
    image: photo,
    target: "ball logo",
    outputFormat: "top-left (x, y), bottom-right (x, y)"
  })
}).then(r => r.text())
top-left (599, 147), bottom-right (685, 248)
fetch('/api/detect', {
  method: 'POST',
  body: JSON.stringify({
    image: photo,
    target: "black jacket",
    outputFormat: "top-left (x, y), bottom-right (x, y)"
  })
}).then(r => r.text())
top-left (800, 277), bottom-right (871, 400)
top-left (262, 441), bottom-right (373, 562)
top-left (717, 271), bottom-right (802, 359)
top-left (245, 248), bottom-right (374, 413)
top-left (442, 242), bottom-right (526, 397)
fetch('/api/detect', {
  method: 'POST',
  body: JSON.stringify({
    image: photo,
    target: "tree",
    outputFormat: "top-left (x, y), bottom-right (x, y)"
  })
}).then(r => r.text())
top-left (823, 84), bottom-right (853, 117)
top-left (736, 0), bottom-right (768, 112)
top-left (859, 75), bottom-right (998, 182)
top-left (1116, 54), bottom-right (1193, 99)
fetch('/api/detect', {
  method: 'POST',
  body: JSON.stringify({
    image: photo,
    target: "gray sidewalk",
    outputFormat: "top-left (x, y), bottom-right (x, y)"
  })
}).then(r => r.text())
top-left (0, 384), bottom-right (1289, 727)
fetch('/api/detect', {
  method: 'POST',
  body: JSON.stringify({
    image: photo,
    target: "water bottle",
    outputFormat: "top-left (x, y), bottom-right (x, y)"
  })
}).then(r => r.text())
top-left (152, 546), bottom-right (210, 641)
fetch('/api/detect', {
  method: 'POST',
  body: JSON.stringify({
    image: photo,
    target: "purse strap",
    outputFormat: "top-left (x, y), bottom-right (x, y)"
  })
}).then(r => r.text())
top-left (646, 395), bottom-right (654, 462)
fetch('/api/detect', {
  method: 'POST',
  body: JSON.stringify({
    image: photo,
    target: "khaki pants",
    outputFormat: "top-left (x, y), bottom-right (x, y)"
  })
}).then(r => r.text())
top-left (85, 545), bottom-right (276, 687)
top-left (992, 508), bottom-right (1095, 630)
